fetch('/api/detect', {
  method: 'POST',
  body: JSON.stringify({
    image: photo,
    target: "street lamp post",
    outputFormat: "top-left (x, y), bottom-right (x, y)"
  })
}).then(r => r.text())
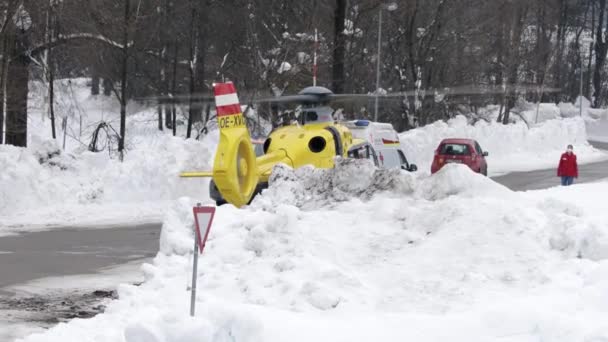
top-left (374, 2), bottom-right (398, 122)
top-left (580, 37), bottom-right (594, 116)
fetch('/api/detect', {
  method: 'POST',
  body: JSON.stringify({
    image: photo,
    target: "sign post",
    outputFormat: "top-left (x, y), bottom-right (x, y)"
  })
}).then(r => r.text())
top-left (190, 204), bottom-right (216, 317)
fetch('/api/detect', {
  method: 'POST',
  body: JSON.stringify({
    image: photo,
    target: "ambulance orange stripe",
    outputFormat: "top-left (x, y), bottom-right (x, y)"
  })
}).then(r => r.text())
top-left (382, 138), bottom-right (399, 145)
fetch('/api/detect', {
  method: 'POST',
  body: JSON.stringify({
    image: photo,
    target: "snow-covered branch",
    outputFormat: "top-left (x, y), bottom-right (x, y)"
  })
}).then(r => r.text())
top-left (29, 33), bottom-right (134, 57)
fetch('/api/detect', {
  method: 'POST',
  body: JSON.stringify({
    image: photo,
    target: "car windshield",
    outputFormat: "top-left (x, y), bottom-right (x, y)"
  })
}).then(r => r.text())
top-left (440, 143), bottom-right (470, 156)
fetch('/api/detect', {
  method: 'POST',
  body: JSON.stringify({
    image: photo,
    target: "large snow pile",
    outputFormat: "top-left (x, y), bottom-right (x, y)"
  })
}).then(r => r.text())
top-left (0, 79), bottom-right (219, 230)
top-left (400, 115), bottom-right (606, 175)
top-left (0, 135), bottom-right (212, 210)
top-left (0, 132), bottom-right (216, 230)
top-left (0, 129), bottom-right (214, 233)
top-left (19, 164), bottom-right (608, 342)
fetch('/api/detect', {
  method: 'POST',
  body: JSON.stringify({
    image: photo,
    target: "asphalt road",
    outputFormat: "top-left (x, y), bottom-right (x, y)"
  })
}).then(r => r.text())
top-left (0, 224), bottom-right (161, 294)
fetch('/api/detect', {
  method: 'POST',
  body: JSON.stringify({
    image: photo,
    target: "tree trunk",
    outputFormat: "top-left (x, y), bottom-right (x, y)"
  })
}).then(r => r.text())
top-left (192, 5), bottom-right (206, 124)
top-left (47, 0), bottom-right (57, 140)
top-left (103, 78), bottom-right (112, 96)
top-left (332, 0), bottom-right (346, 93)
top-left (502, 1), bottom-right (527, 124)
top-left (49, 49), bottom-right (56, 139)
top-left (587, 0), bottom-right (596, 99)
top-left (91, 74), bottom-right (100, 95)
top-left (554, 0), bottom-right (568, 103)
top-left (0, 34), bottom-right (7, 145)
top-left (5, 20), bottom-right (29, 148)
top-left (157, 0), bottom-right (168, 131)
top-left (186, 1), bottom-right (197, 139)
top-left (118, 0), bottom-right (130, 160)
top-left (5, 56), bottom-right (29, 147)
top-left (593, 0), bottom-right (607, 108)
top-left (171, 42), bottom-right (178, 136)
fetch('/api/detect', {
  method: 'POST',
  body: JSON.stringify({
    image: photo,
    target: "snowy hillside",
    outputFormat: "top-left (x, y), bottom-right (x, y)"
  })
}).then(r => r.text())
top-left (18, 163), bottom-right (608, 342)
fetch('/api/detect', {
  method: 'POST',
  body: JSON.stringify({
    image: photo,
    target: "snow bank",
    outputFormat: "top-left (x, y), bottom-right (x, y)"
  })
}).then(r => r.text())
top-left (587, 119), bottom-right (608, 143)
top-left (1, 77), bottom-right (221, 230)
top-left (0, 133), bottom-right (215, 229)
top-left (400, 115), bottom-right (606, 175)
top-left (18, 165), bottom-right (608, 342)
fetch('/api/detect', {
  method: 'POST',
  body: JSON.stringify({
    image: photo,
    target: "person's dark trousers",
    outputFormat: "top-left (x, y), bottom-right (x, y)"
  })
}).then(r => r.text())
top-left (561, 176), bottom-right (574, 186)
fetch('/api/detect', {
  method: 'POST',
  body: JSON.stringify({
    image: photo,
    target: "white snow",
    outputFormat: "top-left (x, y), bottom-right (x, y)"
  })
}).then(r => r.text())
top-left (400, 115), bottom-right (607, 175)
top-left (587, 118), bottom-right (608, 143)
top-left (16, 163), bottom-right (608, 342)
top-left (277, 62), bottom-right (292, 74)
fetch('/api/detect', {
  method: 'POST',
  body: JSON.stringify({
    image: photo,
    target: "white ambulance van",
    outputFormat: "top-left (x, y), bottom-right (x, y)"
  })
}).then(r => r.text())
top-left (344, 120), bottom-right (417, 172)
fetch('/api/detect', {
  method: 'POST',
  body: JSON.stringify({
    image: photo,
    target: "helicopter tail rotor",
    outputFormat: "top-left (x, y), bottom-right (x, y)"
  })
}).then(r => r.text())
top-left (211, 82), bottom-right (259, 207)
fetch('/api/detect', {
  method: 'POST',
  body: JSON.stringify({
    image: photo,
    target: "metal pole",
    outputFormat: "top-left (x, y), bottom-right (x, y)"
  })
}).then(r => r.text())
top-left (580, 47), bottom-right (584, 117)
top-left (190, 240), bottom-right (198, 316)
top-left (374, 7), bottom-right (382, 122)
top-left (190, 203), bottom-right (201, 317)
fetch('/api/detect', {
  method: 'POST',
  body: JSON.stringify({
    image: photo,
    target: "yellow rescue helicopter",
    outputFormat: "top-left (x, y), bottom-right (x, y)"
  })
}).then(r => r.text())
top-left (179, 82), bottom-right (418, 207)
top-left (178, 82), bottom-right (559, 207)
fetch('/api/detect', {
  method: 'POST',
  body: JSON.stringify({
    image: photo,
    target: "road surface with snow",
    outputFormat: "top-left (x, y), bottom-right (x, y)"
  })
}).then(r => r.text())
top-left (492, 158), bottom-right (608, 191)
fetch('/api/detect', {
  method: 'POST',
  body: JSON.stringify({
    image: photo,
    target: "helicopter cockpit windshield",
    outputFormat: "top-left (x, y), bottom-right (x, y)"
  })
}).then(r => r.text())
top-left (297, 105), bottom-right (334, 125)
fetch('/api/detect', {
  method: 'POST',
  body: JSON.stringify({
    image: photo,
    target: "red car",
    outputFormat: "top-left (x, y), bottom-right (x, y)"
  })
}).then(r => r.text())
top-left (431, 138), bottom-right (489, 175)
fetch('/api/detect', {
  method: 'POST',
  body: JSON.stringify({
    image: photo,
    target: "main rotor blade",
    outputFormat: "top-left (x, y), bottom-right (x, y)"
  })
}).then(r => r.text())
top-left (138, 84), bottom-right (561, 106)
top-left (255, 94), bottom-right (323, 104)
top-left (378, 85), bottom-right (562, 98)
top-left (138, 93), bottom-right (215, 104)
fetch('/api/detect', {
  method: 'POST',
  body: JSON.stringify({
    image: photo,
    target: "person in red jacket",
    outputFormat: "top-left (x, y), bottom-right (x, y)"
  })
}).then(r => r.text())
top-left (557, 144), bottom-right (578, 186)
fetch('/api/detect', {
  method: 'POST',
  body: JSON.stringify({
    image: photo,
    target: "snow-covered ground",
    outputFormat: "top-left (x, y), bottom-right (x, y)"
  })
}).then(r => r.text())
top-left (587, 119), bottom-right (608, 143)
top-left (1, 79), bottom-right (215, 233)
top-left (0, 134), bottom-right (214, 234)
top-left (17, 163), bottom-right (608, 342)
